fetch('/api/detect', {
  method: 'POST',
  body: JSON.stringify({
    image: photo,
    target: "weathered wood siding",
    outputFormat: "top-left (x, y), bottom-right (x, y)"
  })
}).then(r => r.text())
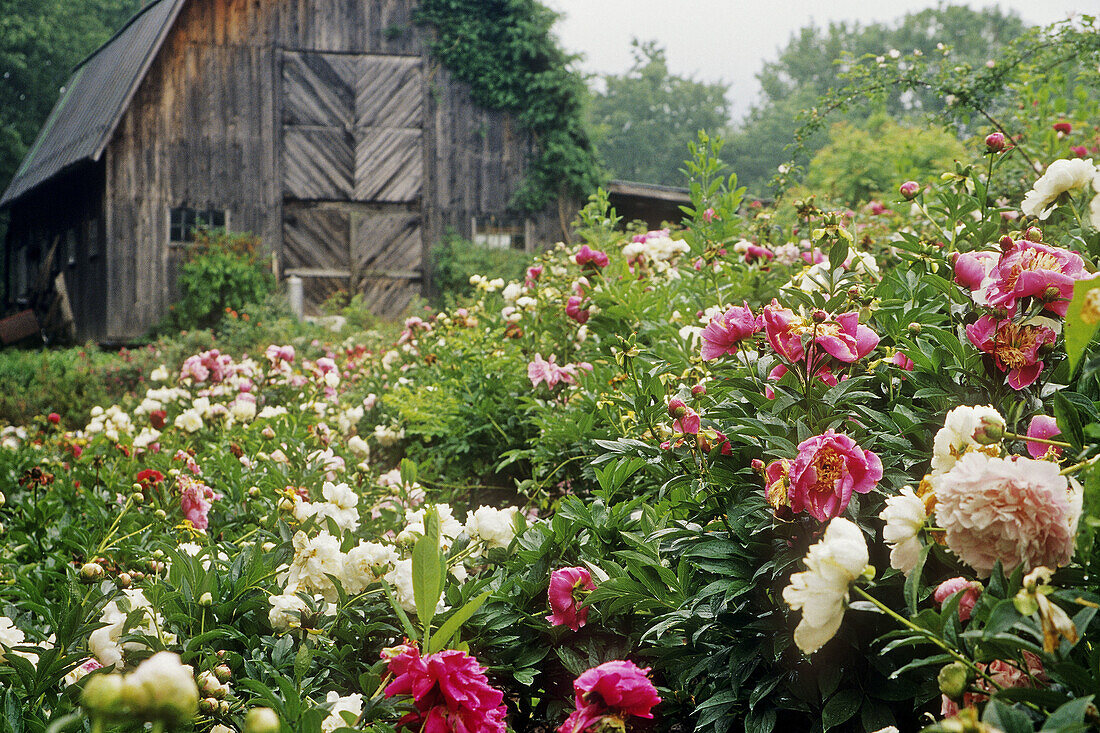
top-left (104, 0), bottom-right (280, 341)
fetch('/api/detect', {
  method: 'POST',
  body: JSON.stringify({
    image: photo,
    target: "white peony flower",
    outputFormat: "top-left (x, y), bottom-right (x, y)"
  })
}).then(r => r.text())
top-left (782, 518), bottom-right (870, 654)
top-left (88, 590), bottom-right (175, 669)
top-left (879, 487), bottom-right (927, 574)
top-left (1021, 158), bottom-right (1099, 219)
top-left (501, 282), bottom-right (524, 304)
top-left (931, 405), bottom-right (1005, 475)
top-left (400, 504), bottom-right (463, 549)
top-left (347, 435), bottom-right (370, 459)
top-left (174, 409), bottom-right (204, 433)
top-left (0, 616), bottom-right (25, 661)
top-left (342, 541), bottom-right (399, 595)
top-left (268, 593), bottom-right (309, 631)
top-left (121, 651), bottom-right (198, 723)
top-left (464, 506), bottom-right (519, 550)
top-left (385, 559), bottom-right (417, 613)
top-left (284, 532), bottom-right (345, 601)
top-left (150, 365), bottom-right (170, 382)
top-left (321, 691), bottom-right (363, 733)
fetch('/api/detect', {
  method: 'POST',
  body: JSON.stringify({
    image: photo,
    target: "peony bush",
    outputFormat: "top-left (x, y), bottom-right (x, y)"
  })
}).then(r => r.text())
top-left (2, 44), bottom-right (1100, 733)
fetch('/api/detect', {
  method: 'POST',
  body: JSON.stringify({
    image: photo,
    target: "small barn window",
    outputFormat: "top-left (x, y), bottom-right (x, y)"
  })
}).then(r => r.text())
top-left (471, 215), bottom-right (526, 250)
top-left (169, 207), bottom-right (228, 243)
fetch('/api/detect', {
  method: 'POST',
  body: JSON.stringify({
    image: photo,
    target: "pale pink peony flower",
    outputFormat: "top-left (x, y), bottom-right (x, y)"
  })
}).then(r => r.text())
top-left (547, 567), bottom-right (596, 631)
top-left (933, 452), bottom-right (1080, 576)
top-left (1026, 415), bottom-right (1062, 458)
top-left (699, 303), bottom-right (761, 360)
top-left (788, 430), bottom-right (882, 522)
top-left (941, 651), bottom-right (1047, 717)
top-left (558, 660), bottom-right (660, 733)
top-left (178, 475), bottom-right (220, 530)
top-left (934, 577), bottom-right (983, 621)
top-left (965, 315), bottom-right (1056, 390)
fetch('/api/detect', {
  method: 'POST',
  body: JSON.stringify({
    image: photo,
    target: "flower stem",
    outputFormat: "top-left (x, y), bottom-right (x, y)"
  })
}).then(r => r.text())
top-left (1060, 455), bottom-right (1100, 476)
top-left (1001, 431), bottom-right (1071, 448)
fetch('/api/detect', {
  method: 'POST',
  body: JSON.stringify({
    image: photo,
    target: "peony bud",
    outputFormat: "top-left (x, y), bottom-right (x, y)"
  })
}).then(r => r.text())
top-left (751, 458), bottom-right (765, 473)
top-left (984, 132), bottom-right (1006, 152)
top-left (82, 673), bottom-right (126, 716)
top-left (972, 418), bottom-right (1004, 445)
top-left (214, 665), bottom-right (232, 683)
top-left (907, 322), bottom-right (922, 336)
top-left (937, 661), bottom-right (971, 701)
top-left (219, 700), bottom-right (230, 715)
top-left (200, 697), bottom-right (219, 715)
top-left (121, 651), bottom-right (199, 724)
top-left (117, 572), bottom-right (132, 589)
top-left (244, 707), bottom-right (281, 733)
top-left (1024, 227), bottom-right (1043, 242)
top-left (153, 509), bottom-right (167, 520)
top-left (199, 592), bottom-right (213, 607)
top-left (0, 491), bottom-right (5, 508)
top-left (811, 309), bottom-right (828, 323)
top-left (691, 383), bottom-right (706, 396)
top-left (131, 492), bottom-right (145, 505)
top-left (81, 562), bottom-right (105, 583)
top-left (248, 486), bottom-right (261, 498)
top-left (899, 181), bottom-right (920, 200)
top-left (667, 398), bottom-right (688, 419)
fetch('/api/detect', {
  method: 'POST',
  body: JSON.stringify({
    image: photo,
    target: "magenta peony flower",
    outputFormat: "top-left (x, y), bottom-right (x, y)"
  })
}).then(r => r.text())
top-left (788, 430), bottom-right (882, 522)
top-left (1026, 415), bottom-right (1062, 458)
top-left (763, 300), bottom-right (878, 367)
top-left (743, 244), bottom-right (774, 263)
top-left (383, 645), bottom-right (507, 733)
top-left (934, 577), bottom-right (983, 621)
top-left (1071, 145), bottom-right (1088, 158)
top-left (700, 303), bottom-right (761, 360)
top-left (547, 567), bottom-right (596, 631)
top-left (984, 239), bottom-right (1088, 317)
top-left (525, 265), bottom-right (543, 287)
top-left (965, 315), bottom-right (1056, 390)
top-left (565, 296), bottom-right (590, 324)
top-left (932, 452), bottom-right (1080, 576)
top-left (558, 660), bottom-right (660, 733)
top-left (1053, 121), bottom-right (1072, 134)
top-left (702, 207), bottom-right (717, 223)
top-left (574, 245), bottom-right (609, 269)
top-left (985, 132), bottom-right (1007, 153)
top-left (891, 351), bottom-right (914, 371)
top-left (899, 181), bottom-right (920, 200)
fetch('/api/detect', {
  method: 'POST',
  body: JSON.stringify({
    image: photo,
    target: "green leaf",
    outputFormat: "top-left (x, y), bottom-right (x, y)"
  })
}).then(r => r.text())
top-left (428, 591), bottom-right (490, 654)
top-left (412, 507), bottom-right (445, 632)
top-left (821, 689), bottom-right (862, 731)
top-left (1041, 695), bottom-right (1094, 731)
top-left (982, 699), bottom-right (1035, 733)
top-left (904, 543), bottom-right (932, 615)
top-left (1062, 276), bottom-right (1100, 373)
top-left (1053, 392), bottom-right (1085, 451)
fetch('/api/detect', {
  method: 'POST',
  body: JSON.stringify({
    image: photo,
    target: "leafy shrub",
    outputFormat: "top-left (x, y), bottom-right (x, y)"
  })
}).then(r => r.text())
top-left (166, 229), bottom-right (274, 332)
top-left (428, 231), bottom-right (531, 306)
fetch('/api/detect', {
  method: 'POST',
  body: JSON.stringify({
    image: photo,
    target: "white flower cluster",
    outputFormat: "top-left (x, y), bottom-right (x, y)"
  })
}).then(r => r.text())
top-left (621, 233), bottom-right (690, 263)
top-left (469, 274), bottom-right (505, 292)
top-left (1, 426), bottom-right (28, 450)
top-left (0, 616), bottom-right (51, 666)
top-left (294, 481), bottom-right (360, 533)
top-left (1021, 157), bottom-right (1100, 225)
top-left (373, 423), bottom-right (405, 447)
top-left (321, 690), bottom-right (363, 733)
top-left (85, 405), bottom-right (134, 442)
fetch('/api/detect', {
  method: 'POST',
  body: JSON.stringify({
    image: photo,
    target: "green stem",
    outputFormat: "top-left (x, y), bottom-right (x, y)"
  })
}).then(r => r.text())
top-left (1060, 455), bottom-right (1100, 476)
top-left (1001, 431), bottom-right (1071, 449)
top-left (95, 497), bottom-right (135, 556)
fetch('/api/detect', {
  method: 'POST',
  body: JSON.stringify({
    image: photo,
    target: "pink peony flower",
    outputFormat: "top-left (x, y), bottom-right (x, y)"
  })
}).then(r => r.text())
top-left (528, 354), bottom-right (556, 388)
top-left (702, 207), bottom-right (717, 223)
top-left (743, 244), bottom-right (774, 263)
top-left (1026, 415), bottom-right (1062, 458)
top-left (788, 430), bottom-right (882, 521)
top-left (952, 251), bottom-right (998, 291)
top-left (965, 315), bottom-right (1056, 390)
top-left (667, 398), bottom-right (701, 435)
top-left (933, 577), bottom-right (983, 621)
top-left (891, 351), bottom-right (914, 371)
top-left (547, 567), bottom-right (596, 631)
top-left (932, 452), bottom-right (1080, 576)
top-left (985, 132), bottom-right (1007, 153)
top-left (1071, 145), bottom-right (1088, 158)
top-left (558, 660), bottom-right (660, 733)
top-left (984, 239), bottom-right (1088, 317)
top-left (699, 303), bottom-right (761, 360)
top-left (941, 651), bottom-right (1047, 717)
top-left (574, 245), bottom-right (609, 269)
top-left (383, 645), bottom-right (507, 733)
top-left (763, 301), bottom-right (878, 366)
top-left (565, 296), bottom-right (590, 324)
top-left (525, 265), bottom-right (543, 287)
top-left (178, 475), bottom-right (220, 530)
top-left (899, 181), bottom-right (920, 200)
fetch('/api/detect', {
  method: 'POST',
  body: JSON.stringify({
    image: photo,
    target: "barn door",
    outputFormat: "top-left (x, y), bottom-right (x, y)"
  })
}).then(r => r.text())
top-left (281, 51), bottom-right (424, 315)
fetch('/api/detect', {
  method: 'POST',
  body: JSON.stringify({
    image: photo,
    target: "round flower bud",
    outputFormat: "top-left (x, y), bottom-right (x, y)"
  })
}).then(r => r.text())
top-left (121, 652), bottom-right (199, 725)
top-left (80, 562), bottom-right (105, 583)
top-left (1024, 227), bottom-right (1043, 242)
top-left (199, 592), bottom-right (213, 607)
top-left (81, 673), bottom-right (126, 716)
top-left (131, 492), bottom-right (145, 505)
top-left (667, 398), bottom-right (688, 419)
top-left (200, 697), bottom-right (219, 715)
top-left (907, 322), bottom-right (922, 336)
top-left (998, 235), bottom-right (1015, 251)
top-left (132, 571), bottom-right (145, 581)
top-left (216, 650), bottom-right (227, 660)
top-left (1041, 285), bottom-right (1062, 303)
top-left (0, 491), bottom-right (6, 508)
top-left (248, 486), bottom-right (261, 498)
top-left (984, 132), bottom-right (1006, 152)
top-left (244, 707), bottom-right (281, 733)
top-left (972, 418), bottom-right (1004, 445)
top-left (214, 665), bottom-right (232, 683)
top-left (899, 181), bottom-right (920, 200)
top-left (691, 383), bottom-right (706, 396)
top-left (937, 661), bottom-right (971, 701)
top-left (154, 509), bottom-right (167, 520)
top-left (751, 459), bottom-right (765, 473)
top-left (219, 700), bottom-right (230, 715)
top-left (152, 550), bottom-right (165, 559)
top-left (811, 309), bottom-right (828, 323)
top-left (117, 572), bottom-right (132, 589)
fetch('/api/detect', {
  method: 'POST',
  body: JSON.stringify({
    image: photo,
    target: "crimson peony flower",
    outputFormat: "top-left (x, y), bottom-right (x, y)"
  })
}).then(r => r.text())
top-left (1053, 121), bottom-right (1072, 134)
top-left (136, 469), bottom-right (165, 487)
top-left (699, 303), bottom-right (761, 360)
top-left (1026, 415), bottom-right (1062, 458)
top-left (149, 409), bottom-right (168, 430)
top-left (546, 567), bottom-right (596, 631)
top-left (47, 412), bottom-right (61, 424)
top-left (788, 430), bottom-right (882, 522)
top-left (558, 660), bottom-right (660, 733)
top-left (932, 452), bottom-right (1080, 576)
top-left (383, 645), bottom-right (507, 733)
top-left (965, 315), bottom-right (1056, 390)
top-left (934, 577), bottom-right (983, 621)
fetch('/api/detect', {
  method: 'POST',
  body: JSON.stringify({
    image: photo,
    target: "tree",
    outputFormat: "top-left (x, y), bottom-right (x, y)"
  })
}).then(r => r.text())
top-left (726, 5), bottom-right (1028, 194)
top-left (0, 0), bottom-right (141, 194)
top-left (587, 40), bottom-right (730, 187)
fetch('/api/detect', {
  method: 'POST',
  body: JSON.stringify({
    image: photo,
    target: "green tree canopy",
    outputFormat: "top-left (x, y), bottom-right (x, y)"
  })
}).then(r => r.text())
top-left (725, 4), bottom-right (1028, 194)
top-left (587, 40), bottom-right (731, 187)
top-left (0, 0), bottom-right (144, 195)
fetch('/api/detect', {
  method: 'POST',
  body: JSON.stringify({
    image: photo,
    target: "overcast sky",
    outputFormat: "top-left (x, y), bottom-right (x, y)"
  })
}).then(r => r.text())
top-left (542, 1), bottom-right (1088, 120)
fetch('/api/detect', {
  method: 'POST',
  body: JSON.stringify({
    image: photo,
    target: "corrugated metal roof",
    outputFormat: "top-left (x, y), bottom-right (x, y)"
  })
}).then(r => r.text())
top-left (0, 0), bottom-right (186, 208)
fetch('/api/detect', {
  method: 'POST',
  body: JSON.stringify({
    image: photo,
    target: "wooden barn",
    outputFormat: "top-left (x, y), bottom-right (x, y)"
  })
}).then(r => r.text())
top-left (1, 0), bottom-right (564, 342)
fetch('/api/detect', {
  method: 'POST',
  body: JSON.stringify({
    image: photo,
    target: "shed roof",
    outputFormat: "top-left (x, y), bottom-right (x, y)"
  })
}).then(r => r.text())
top-left (0, 0), bottom-right (185, 208)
